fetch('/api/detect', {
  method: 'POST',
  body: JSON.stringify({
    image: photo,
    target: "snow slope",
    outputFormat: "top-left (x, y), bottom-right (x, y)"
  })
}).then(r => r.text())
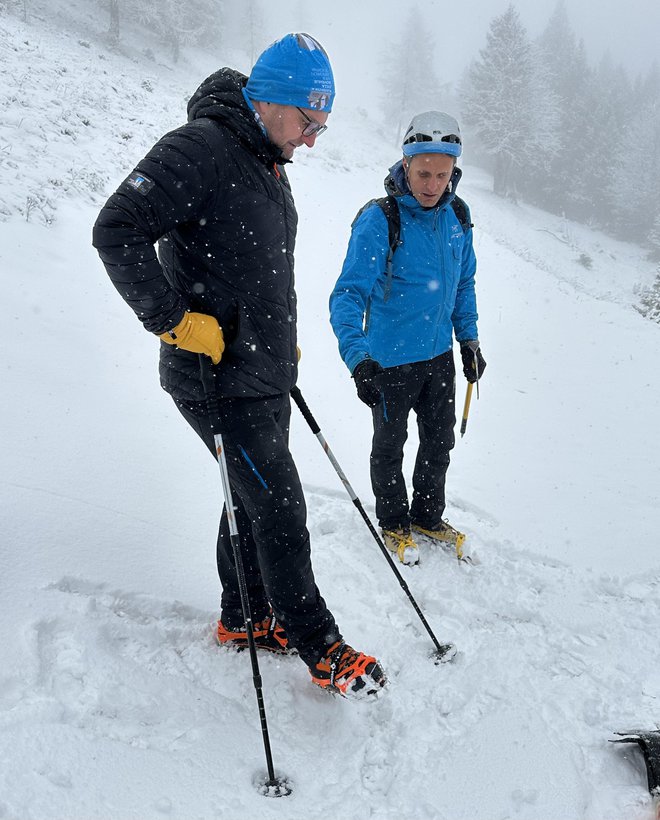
top-left (2, 11), bottom-right (660, 820)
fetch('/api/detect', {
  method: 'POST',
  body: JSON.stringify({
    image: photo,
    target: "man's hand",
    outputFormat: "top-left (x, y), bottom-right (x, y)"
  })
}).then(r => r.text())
top-left (460, 340), bottom-right (486, 383)
top-left (353, 358), bottom-right (384, 407)
top-left (159, 312), bottom-right (225, 364)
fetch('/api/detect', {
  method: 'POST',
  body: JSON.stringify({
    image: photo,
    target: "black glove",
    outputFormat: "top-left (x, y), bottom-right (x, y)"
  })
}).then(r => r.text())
top-left (352, 358), bottom-right (384, 407)
top-left (460, 341), bottom-right (486, 383)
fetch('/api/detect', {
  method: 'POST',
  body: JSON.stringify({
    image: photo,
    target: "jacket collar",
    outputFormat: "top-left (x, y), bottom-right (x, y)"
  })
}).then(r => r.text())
top-left (187, 68), bottom-right (288, 166)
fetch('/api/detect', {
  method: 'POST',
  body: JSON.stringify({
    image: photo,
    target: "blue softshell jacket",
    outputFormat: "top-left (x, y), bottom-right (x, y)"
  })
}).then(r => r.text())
top-left (329, 161), bottom-right (478, 373)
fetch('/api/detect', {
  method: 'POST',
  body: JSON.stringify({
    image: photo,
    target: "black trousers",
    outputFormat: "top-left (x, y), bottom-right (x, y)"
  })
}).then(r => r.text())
top-left (175, 392), bottom-right (340, 667)
top-left (370, 351), bottom-right (456, 531)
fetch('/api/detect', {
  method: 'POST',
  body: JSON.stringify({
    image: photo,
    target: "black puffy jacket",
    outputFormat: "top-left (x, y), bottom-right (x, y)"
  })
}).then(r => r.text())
top-left (92, 68), bottom-right (299, 401)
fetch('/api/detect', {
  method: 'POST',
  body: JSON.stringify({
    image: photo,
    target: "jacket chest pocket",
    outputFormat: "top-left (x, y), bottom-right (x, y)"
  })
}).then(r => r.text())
top-left (449, 233), bottom-right (465, 279)
top-left (450, 231), bottom-right (464, 261)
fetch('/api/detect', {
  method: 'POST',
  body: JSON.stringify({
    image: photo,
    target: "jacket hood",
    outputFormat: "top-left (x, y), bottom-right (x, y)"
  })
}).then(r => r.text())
top-left (384, 159), bottom-right (463, 208)
top-left (187, 68), bottom-right (285, 164)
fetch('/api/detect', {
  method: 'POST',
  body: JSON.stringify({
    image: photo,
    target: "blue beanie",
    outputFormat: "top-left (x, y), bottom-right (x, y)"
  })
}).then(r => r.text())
top-left (245, 33), bottom-right (335, 112)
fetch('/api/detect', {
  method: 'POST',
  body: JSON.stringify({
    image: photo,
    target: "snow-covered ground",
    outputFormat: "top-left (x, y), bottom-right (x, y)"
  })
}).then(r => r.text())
top-left (2, 11), bottom-right (660, 820)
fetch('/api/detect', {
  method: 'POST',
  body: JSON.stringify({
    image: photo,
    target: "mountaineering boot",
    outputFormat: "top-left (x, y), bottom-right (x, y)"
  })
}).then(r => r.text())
top-left (381, 527), bottom-right (420, 565)
top-left (412, 520), bottom-right (466, 560)
top-left (216, 611), bottom-right (295, 655)
top-left (309, 641), bottom-right (387, 700)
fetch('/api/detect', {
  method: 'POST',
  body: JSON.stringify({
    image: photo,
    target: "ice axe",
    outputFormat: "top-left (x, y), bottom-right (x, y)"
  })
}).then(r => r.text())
top-left (460, 381), bottom-right (473, 438)
top-left (460, 346), bottom-right (481, 438)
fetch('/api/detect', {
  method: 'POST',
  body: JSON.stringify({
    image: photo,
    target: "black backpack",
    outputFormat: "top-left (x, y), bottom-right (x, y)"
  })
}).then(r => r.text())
top-left (351, 194), bottom-right (473, 302)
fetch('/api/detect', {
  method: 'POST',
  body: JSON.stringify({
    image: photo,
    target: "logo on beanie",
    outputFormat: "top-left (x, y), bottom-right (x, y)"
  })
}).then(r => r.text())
top-left (308, 90), bottom-right (330, 110)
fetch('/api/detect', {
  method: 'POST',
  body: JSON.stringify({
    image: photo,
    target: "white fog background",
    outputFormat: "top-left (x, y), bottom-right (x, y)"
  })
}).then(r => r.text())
top-left (2, 1), bottom-right (660, 819)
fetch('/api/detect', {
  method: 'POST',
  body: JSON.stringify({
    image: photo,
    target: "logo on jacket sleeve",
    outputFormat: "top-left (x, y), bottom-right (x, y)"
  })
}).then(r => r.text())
top-left (126, 171), bottom-right (154, 195)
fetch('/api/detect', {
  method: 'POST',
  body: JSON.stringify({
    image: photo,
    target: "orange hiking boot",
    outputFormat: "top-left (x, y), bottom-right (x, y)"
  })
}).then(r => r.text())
top-left (309, 640), bottom-right (387, 700)
top-left (216, 612), bottom-right (295, 655)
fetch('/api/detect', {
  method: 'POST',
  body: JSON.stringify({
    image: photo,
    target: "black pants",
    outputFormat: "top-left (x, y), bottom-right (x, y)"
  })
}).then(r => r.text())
top-left (370, 352), bottom-right (456, 531)
top-left (175, 392), bottom-right (340, 667)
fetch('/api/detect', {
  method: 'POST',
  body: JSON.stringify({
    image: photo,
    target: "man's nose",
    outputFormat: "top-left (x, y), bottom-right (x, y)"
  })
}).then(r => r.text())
top-left (302, 132), bottom-right (318, 148)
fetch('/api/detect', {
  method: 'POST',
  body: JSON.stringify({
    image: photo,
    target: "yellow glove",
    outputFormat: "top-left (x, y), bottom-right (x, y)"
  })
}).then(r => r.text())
top-left (296, 345), bottom-right (301, 362)
top-left (159, 312), bottom-right (224, 365)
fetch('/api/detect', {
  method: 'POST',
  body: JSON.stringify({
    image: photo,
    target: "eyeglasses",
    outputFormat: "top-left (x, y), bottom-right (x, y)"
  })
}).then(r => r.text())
top-left (296, 106), bottom-right (328, 138)
top-left (403, 132), bottom-right (461, 146)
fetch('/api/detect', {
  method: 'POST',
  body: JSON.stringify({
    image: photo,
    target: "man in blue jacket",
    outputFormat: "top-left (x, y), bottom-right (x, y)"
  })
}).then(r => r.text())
top-left (330, 111), bottom-right (486, 565)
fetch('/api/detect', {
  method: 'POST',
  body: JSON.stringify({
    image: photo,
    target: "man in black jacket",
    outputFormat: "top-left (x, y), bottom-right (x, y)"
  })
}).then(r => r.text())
top-left (93, 33), bottom-right (386, 701)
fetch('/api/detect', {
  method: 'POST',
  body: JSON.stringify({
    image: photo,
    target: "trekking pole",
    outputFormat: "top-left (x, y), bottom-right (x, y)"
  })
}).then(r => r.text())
top-left (199, 356), bottom-right (290, 798)
top-left (460, 382), bottom-right (473, 438)
top-left (290, 385), bottom-right (456, 663)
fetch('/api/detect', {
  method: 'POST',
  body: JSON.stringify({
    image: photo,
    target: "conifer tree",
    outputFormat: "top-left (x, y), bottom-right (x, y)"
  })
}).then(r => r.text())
top-left (534, 3), bottom-right (591, 217)
top-left (461, 4), bottom-right (559, 197)
top-left (380, 5), bottom-right (444, 145)
top-left (615, 64), bottom-right (660, 243)
top-left (580, 54), bottom-right (633, 230)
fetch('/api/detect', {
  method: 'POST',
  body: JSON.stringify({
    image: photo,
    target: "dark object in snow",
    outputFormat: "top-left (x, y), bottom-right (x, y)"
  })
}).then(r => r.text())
top-left (611, 730), bottom-right (660, 795)
top-left (576, 252), bottom-right (593, 269)
top-left (255, 773), bottom-right (293, 798)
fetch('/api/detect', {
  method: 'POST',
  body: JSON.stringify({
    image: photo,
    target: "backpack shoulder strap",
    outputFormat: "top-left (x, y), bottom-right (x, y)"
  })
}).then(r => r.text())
top-left (351, 195), bottom-right (401, 303)
top-left (352, 195), bottom-right (400, 249)
top-left (451, 195), bottom-right (473, 231)
top-left (378, 196), bottom-right (400, 302)
top-left (377, 195), bottom-right (401, 258)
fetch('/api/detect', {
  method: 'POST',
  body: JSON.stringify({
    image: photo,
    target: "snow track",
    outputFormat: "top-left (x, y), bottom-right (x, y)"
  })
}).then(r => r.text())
top-left (1, 490), bottom-right (657, 818)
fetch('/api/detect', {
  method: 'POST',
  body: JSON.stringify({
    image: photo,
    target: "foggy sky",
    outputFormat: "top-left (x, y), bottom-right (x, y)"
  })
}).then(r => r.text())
top-left (357, 0), bottom-right (658, 79)
top-left (258, 0), bottom-right (659, 114)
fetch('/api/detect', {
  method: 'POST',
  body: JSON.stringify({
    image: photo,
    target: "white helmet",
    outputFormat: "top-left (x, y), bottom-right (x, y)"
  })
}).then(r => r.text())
top-left (402, 111), bottom-right (462, 158)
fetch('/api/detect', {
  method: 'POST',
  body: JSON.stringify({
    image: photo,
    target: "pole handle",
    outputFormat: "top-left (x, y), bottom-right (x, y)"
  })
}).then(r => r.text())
top-left (290, 385), bottom-right (320, 434)
top-left (199, 354), bottom-right (221, 433)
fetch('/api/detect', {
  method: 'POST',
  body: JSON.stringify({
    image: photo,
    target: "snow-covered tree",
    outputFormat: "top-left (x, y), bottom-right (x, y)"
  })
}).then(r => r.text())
top-left (648, 215), bottom-right (660, 262)
top-left (639, 254), bottom-right (660, 322)
top-left (0, 0), bottom-right (27, 19)
top-left (242, 0), bottom-right (265, 67)
top-left (380, 6), bottom-right (446, 145)
top-left (107, 0), bottom-right (119, 43)
top-left (613, 64), bottom-right (660, 244)
top-left (461, 4), bottom-right (559, 198)
top-left (130, 0), bottom-right (220, 61)
top-left (578, 54), bottom-right (634, 230)
top-left (533, 3), bottom-right (592, 217)
top-left (89, 0), bottom-right (223, 59)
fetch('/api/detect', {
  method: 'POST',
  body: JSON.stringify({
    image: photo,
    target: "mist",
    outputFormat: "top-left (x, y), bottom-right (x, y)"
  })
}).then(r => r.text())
top-left (4, 0), bottom-right (660, 261)
top-left (238, 0), bottom-right (660, 108)
top-left (3, 2), bottom-right (660, 817)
